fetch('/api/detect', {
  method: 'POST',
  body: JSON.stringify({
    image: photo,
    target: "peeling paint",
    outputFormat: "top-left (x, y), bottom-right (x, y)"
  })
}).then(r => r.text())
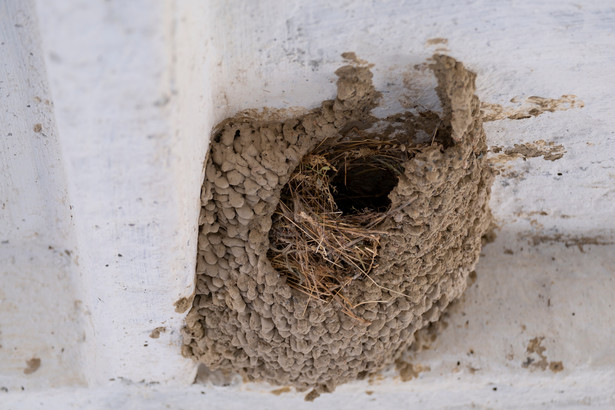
top-left (489, 140), bottom-right (566, 164)
top-left (525, 233), bottom-right (614, 253)
top-left (481, 95), bottom-right (584, 122)
top-left (395, 359), bottom-right (431, 381)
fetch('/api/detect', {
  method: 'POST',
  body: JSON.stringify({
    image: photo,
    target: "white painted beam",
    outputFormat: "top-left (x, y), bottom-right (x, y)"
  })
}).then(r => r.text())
top-left (0, 0), bottom-right (87, 390)
top-left (34, 0), bottom-right (213, 385)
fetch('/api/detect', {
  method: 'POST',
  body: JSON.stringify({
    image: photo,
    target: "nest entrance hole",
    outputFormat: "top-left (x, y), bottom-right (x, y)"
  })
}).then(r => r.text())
top-left (331, 158), bottom-right (399, 214)
top-left (268, 133), bottom-right (413, 316)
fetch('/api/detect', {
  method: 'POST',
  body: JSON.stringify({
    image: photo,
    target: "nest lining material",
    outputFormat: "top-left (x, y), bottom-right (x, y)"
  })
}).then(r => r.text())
top-left (267, 133), bottom-right (419, 320)
top-left (183, 54), bottom-right (494, 393)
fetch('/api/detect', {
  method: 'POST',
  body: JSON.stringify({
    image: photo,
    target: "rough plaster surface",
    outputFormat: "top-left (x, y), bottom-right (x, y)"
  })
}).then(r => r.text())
top-left (31, 0), bottom-right (204, 385)
top-left (1, 0), bottom-right (614, 407)
top-left (0, 0), bottom-right (87, 390)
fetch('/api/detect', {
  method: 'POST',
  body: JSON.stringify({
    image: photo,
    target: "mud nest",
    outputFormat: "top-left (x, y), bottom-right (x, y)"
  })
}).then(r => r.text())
top-left (183, 54), bottom-right (494, 394)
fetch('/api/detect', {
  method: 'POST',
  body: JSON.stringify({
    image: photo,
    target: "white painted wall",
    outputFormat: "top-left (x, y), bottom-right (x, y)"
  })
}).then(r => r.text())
top-left (1, 0), bottom-right (614, 408)
top-left (0, 0), bottom-right (87, 390)
top-left (34, 0), bottom-right (210, 386)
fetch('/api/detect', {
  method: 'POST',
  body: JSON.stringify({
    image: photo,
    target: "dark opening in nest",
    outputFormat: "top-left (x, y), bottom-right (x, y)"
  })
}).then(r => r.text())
top-left (267, 131), bottom-right (417, 316)
top-left (330, 157), bottom-right (399, 214)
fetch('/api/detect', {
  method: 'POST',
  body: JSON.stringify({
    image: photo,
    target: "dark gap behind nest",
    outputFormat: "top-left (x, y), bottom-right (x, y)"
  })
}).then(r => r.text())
top-left (331, 157), bottom-right (400, 214)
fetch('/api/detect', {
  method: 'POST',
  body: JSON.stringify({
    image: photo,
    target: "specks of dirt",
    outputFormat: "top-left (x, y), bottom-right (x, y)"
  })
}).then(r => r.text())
top-left (33, 96), bottom-right (52, 105)
top-left (481, 95), bottom-right (584, 122)
top-left (522, 357), bottom-right (535, 368)
top-left (149, 327), bottom-right (166, 339)
top-left (481, 222), bottom-right (498, 245)
top-left (368, 373), bottom-right (384, 385)
top-left (365, 390), bottom-right (374, 395)
top-left (426, 37), bottom-right (448, 45)
top-left (503, 249), bottom-right (514, 255)
top-left (194, 364), bottom-right (237, 386)
top-left (33, 123), bottom-right (42, 133)
top-left (516, 210), bottom-right (549, 219)
top-left (425, 37), bottom-right (450, 53)
top-left (270, 386), bottom-right (291, 395)
top-left (468, 271), bottom-right (478, 285)
top-left (395, 359), bottom-right (430, 381)
top-left (525, 233), bottom-right (614, 253)
top-left (528, 218), bottom-right (543, 229)
top-left (410, 316), bottom-right (450, 352)
top-left (340, 51), bottom-right (371, 66)
top-left (304, 389), bottom-right (320, 402)
top-left (24, 357), bottom-right (41, 374)
top-left (522, 337), bottom-right (548, 370)
top-left (526, 337), bottom-right (547, 362)
top-left (522, 337), bottom-right (564, 373)
top-left (489, 140), bottom-right (566, 164)
top-left (174, 296), bottom-right (192, 313)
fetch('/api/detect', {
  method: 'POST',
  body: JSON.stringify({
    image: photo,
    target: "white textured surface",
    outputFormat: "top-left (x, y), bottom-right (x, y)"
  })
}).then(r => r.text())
top-left (1, 0), bottom-right (614, 407)
top-left (33, 0), bottom-right (209, 385)
top-left (0, 0), bottom-right (87, 390)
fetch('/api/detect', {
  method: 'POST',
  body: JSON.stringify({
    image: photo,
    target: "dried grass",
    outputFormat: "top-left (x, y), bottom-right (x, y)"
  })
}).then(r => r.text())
top-left (268, 133), bottom-right (417, 318)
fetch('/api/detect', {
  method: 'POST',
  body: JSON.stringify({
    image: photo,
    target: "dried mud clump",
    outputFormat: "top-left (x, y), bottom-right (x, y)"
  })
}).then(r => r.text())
top-left (183, 55), bottom-right (494, 392)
